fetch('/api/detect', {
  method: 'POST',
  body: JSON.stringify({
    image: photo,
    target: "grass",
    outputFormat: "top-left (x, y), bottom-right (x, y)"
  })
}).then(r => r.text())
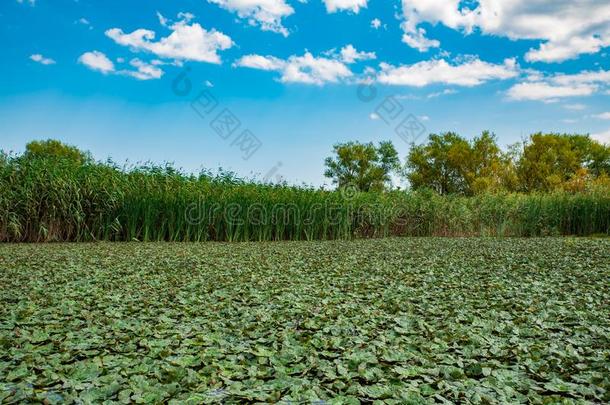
top-left (1, 238), bottom-right (609, 403)
top-left (1, 157), bottom-right (609, 242)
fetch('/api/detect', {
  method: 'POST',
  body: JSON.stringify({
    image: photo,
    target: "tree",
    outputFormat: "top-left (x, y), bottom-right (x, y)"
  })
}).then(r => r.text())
top-left (324, 141), bottom-right (400, 191)
top-left (405, 132), bottom-right (471, 195)
top-left (467, 131), bottom-right (518, 193)
top-left (517, 133), bottom-right (609, 192)
top-left (23, 139), bottom-right (91, 165)
top-left (405, 132), bottom-right (516, 195)
top-left (579, 136), bottom-right (610, 177)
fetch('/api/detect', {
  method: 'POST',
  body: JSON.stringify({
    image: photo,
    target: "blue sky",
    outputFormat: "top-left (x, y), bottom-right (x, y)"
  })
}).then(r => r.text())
top-left (1, 0), bottom-right (610, 186)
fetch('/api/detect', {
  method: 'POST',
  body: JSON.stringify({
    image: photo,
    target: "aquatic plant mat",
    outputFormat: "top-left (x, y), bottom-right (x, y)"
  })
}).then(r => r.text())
top-left (1, 238), bottom-right (609, 403)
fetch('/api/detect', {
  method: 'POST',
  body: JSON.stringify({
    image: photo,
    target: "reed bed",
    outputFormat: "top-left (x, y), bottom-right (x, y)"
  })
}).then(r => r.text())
top-left (0, 156), bottom-right (608, 242)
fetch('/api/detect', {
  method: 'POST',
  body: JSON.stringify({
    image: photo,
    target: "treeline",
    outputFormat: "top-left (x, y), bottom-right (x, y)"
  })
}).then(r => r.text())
top-left (1, 139), bottom-right (608, 242)
top-left (325, 132), bottom-right (610, 194)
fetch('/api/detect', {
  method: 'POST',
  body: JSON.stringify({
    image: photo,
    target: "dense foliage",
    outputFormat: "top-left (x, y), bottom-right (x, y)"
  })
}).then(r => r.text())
top-left (324, 141), bottom-right (400, 192)
top-left (23, 139), bottom-right (92, 166)
top-left (405, 132), bottom-right (609, 195)
top-left (1, 238), bottom-right (609, 403)
top-left (0, 146), bottom-right (609, 242)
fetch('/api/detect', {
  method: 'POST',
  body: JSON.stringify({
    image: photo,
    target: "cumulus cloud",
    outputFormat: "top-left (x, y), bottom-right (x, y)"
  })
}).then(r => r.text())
top-left (106, 13), bottom-right (233, 64)
top-left (30, 54), bottom-right (55, 65)
top-left (593, 112), bottom-right (610, 120)
top-left (552, 70), bottom-right (610, 86)
top-left (125, 59), bottom-right (164, 80)
top-left (275, 54), bottom-right (353, 84)
top-left (234, 44), bottom-right (376, 85)
top-left (234, 54), bottom-right (285, 71)
top-left (237, 53), bottom-right (516, 88)
top-left (235, 49), bottom-right (361, 85)
top-left (339, 44), bottom-right (376, 63)
top-left (371, 18), bottom-right (382, 30)
top-left (526, 35), bottom-right (608, 63)
top-left (207, 0), bottom-right (294, 36)
top-left (507, 69), bottom-right (610, 102)
top-left (506, 82), bottom-right (595, 103)
top-left (78, 51), bottom-right (164, 80)
top-left (323, 0), bottom-right (368, 14)
top-left (400, 0), bottom-right (610, 62)
top-left (376, 57), bottom-right (518, 87)
top-left (78, 51), bottom-right (115, 74)
top-left (400, 0), bottom-right (470, 51)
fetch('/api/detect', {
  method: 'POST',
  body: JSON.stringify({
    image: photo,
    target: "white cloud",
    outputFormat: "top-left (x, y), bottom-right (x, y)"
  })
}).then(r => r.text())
top-left (400, 0), bottom-right (470, 51)
top-left (234, 54), bottom-right (285, 71)
top-left (552, 70), bottom-right (610, 86)
top-left (377, 57), bottom-right (518, 87)
top-left (207, 0), bottom-right (294, 36)
top-left (507, 69), bottom-right (610, 102)
top-left (78, 51), bottom-right (115, 74)
top-left (156, 11), bottom-right (194, 28)
top-left (593, 112), bottom-right (610, 120)
top-left (323, 0), bottom-right (368, 14)
top-left (506, 82), bottom-right (596, 103)
top-left (526, 35), bottom-right (608, 63)
top-left (401, 27), bottom-right (440, 52)
top-left (591, 129), bottom-right (610, 144)
top-left (369, 112), bottom-right (380, 120)
top-left (76, 18), bottom-right (93, 30)
top-left (427, 88), bottom-right (457, 98)
top-left (30, 54), bottom-right (55, 65)
top-left (125, 58), bottom-right (164, 80)
top-left (16, 0), bottom-right (35, 5)
top-left (371, 18), bottom-right (381, 30)
top-left (400, 0), bottom-right (610, 62)
top-left (235, 50), bottom-right (354, 85)
top-left (79, 51), bottom-right (165, 80)
top-left (106, 14), bottom-right (233, 64)
top-left (156, 12), bottom-right (169, 27)
top-left (278, 53), bottom-right (354, 84)
top-left (235, 45), bottom-right (375, 85)
top-left (564, 103), bottom-right (586, 111)
top-left (339, 44), bottom-right (375, 63)
top-left (419, 115), bottom-right (430, 121)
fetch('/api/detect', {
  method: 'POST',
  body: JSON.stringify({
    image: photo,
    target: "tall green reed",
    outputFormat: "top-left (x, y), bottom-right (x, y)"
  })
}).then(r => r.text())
top-left (0, 155), bottom-right (608, 242)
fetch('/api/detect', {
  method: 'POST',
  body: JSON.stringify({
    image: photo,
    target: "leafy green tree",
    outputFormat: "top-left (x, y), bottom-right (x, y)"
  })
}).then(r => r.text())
top-left (23, 139), bottom-right (91, 165)
top-left (405, 132), bottom-right (471, 195)
top-left (324, 141), bottom-right (400, 191)
top-left (580, 136), bottom-right (610, 177)
top-left (467, 131), bottom-right (518, 193)
top-left (405, 132), bottom-right (517, 195)
top-left (517, 133), bottom-right (609, 192)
